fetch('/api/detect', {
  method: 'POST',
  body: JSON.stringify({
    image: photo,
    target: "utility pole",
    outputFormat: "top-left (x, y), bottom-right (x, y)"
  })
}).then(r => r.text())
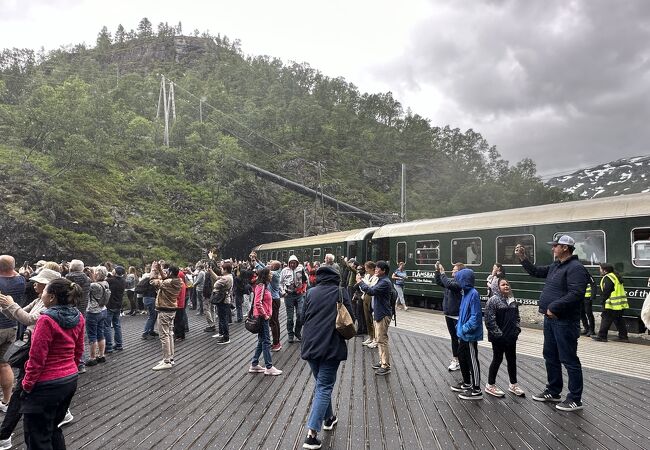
top-left (156, 76), bottom-right (176, 146)
top-left (400, 163), bottom-right (406, 222)
top-left (318, 161), bottom-right (325, 230)
top-left (303, 209), bottom-right (307, 237)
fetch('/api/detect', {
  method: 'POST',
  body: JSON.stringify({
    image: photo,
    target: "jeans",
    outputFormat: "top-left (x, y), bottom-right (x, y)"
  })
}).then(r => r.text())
top-left (143, 297), bottom-right (157, 335)
top-left (285, 293), bottom-right (304, 339)
top-left (488, 340), bottom-right (517, 385)
top-left (543, 317), bottom-right (583, 402)
top-left (21, 375), bottom-right (77, 450)
top-left (86, 310), bottom-right (107, 343)
top-left (252, 319), bottom-right (272, 369)
top-left (104, 308), bottom-right (123, 350)
top-left (217, 303), bottom-right (230, 339)
top-left (234, 293), bottom-right (244, 321)
top-left (394, 284), bottom-right (406, 305)
top-left (306, 359), bottom-right (340, 433)
top-left (445, 316), bottom-right (459, 358)
top-left (458, 340), bottom-right (480, 389)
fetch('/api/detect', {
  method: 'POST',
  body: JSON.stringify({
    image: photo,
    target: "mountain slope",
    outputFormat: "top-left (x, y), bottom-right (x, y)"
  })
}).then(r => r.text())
top-left (546, 155), bottom-right (650, 199)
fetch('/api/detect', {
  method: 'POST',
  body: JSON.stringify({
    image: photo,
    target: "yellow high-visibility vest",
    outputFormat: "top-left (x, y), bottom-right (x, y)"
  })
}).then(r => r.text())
top-left (600, 273), bottom-right (629, 310)
top-left (585, 285), bottom-right (592, 298)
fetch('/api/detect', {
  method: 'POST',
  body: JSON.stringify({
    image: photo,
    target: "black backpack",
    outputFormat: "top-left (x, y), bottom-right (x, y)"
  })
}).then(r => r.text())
top-left (389, 283), bottom-right (398, 325)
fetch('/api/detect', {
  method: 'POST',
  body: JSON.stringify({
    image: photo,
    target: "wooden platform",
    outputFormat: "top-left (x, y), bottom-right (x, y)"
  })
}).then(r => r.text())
top-left (9, 309), bottom-right (650, 449)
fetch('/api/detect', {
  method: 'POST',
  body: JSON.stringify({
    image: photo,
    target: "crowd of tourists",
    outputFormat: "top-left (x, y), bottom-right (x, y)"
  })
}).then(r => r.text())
top-left (0, 234), bottom-right (647, 449)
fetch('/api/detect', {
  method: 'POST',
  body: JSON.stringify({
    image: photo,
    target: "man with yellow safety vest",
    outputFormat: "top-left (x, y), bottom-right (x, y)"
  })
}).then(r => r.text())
top-left (591, 263), bottom-right (629, 342)
top-left (580, 275), bottom-right (596, 337)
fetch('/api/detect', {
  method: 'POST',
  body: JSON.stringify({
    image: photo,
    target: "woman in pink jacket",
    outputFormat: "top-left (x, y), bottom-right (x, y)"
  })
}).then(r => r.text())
top-left (248, 268), bottom-right (282, 376)
top-left (21, 278), bottom-right (85, 449)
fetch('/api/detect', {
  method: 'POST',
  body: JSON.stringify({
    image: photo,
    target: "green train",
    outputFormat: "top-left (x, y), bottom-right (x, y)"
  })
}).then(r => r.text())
top-left (253, 192), bottom-right (650, 333)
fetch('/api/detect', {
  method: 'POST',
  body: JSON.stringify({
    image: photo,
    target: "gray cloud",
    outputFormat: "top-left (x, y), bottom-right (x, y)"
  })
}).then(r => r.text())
top-left (377, 0), bottom-right (650, 175)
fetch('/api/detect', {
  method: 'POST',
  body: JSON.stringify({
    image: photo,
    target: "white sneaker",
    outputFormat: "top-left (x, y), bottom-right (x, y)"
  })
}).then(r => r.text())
top-left (362, 338), bottom-right (372, 346)
top-left (366, 341), bottom-right (378, 349)
top-left (152, 361), bottom-right (173, 371)
top-left (448, 360), bottom-right (460, 371)
top-left (0, 436), bottom-right (11, 450)
top-left (211, 333), bottom-right (222, 338)
top-left (248, 364), bottom-right (265, 373)
top-left (58, 409), bottom-right (74, 427)
top-left (508, 383), bottom-right (525, 397)
top-left (0, 402), bottom-right (7, 413)
top-left (484, 384), bottom-right (505, 398)
top-left (264, 366), bottom-right (283, 376)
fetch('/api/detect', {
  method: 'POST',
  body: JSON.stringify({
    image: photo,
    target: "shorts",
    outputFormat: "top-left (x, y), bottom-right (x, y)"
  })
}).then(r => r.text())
top-left (0, 327), bottom-right (18, 363)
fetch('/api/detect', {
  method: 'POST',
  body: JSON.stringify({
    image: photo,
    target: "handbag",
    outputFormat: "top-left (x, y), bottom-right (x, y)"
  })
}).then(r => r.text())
top-left (5, 330), bottom-right (31, 369)
top-left (210, 286), bottom-right (227, 305)
top-left (335, 287), bottom-right (356, 340)
top-left (245, 286), bottom-right (265, 334)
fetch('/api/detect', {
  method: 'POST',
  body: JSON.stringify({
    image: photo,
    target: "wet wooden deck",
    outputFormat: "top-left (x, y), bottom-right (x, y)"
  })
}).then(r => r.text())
top-left (10, 308), bottom-right (650, 449)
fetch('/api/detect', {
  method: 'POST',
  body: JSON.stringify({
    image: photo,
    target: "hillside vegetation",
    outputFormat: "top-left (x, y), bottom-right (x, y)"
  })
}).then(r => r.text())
top-left (0, 19), bottom-right (571, 265)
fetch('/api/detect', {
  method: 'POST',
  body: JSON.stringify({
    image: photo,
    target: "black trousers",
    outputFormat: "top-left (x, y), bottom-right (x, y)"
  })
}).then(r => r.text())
top-left (598, 309), bottom-right (628, 339)
top-left (458, 340), bottom-right (480, 389)
top-left (580, 297), bottom-right (595, 332)
top-left (445, 316), bottom-right (459, 358)
top-left (217, 303), bottom-right (230, 339)
top-left (488, 340), bottom-right (518, 385)
top-left (270, 298), bottom-right (281, 345)
top-left (21, 376), bottom-right (77, 450)
top-left (173, 307), bottom-right (186, 339)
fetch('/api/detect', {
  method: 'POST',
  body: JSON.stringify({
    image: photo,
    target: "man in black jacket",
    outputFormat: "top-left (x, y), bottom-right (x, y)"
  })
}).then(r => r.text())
top-left (516, 235), bottom-right (589, 412)
top-left (435, 262), bottom-right (464, 372)
top-left (105, 265), bottom-right (126, 352)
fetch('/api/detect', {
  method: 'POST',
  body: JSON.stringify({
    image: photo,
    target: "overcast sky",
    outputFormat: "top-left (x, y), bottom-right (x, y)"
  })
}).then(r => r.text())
top-left (1, 0), bottom-right (649, 177)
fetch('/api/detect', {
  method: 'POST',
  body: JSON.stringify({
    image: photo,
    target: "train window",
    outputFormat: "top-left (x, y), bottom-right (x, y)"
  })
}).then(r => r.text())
top-left (337, 246), bottom-right (342, 258)
top-left (282, 250), bottom-right (288, 262)
top-left (397, 242), bottom-right (407, 265)
top-left (289, 250), bottom-right (294, 256)
top-left (632, 228), bottom-right (650, 267)
top-left (497, 234), bottom-right (536, 265)
top-left (324, 247), bottom-right (333, 257)
top-left (554, 230), bottom-right (605, 266)
top-left (415, 240), bottom-right (439, 265)
top-left (451, 237), bottom-right (482, 266)
top-left (348, 242), bottom-right (358, 259)
top-left (313, 248), bottom-right (321, 259)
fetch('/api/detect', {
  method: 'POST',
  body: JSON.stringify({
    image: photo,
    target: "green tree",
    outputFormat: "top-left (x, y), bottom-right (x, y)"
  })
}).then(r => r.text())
top-left (137, 18), bottom-right (153, 38)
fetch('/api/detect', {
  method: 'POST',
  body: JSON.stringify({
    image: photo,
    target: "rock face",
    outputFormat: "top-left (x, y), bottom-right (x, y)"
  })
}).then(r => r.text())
top-left (546, 155), bottom-right (650, 199)
top-left (108, 36), bottom-right (218, 68)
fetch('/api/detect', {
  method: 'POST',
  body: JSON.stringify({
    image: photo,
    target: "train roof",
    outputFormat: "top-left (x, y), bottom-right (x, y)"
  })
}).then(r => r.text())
top-left (253, 229), bottom-right (366, 251)
top-left (372, 192), bottom-right (650, 239)
top-left (344, 227), bottom-right (379, 242)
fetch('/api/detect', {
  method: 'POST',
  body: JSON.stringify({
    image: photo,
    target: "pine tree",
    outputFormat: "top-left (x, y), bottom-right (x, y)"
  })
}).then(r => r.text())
top-left (115, 24), bottom-right (126, 44)
top-left (137, 17), bottom-right (153, 38)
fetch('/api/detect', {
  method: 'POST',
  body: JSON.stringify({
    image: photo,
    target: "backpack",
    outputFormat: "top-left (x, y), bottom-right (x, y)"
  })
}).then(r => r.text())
top-left (389, 283), bottom-right (398, 324)
top-left (92, 282), bottom-right (111, 307)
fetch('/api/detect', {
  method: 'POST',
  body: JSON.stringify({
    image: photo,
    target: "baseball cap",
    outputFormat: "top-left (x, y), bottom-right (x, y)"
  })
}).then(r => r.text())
top-left (547, 235), bottom-right (575, 246)
top-left (31, 268), bottom-right (61, 284)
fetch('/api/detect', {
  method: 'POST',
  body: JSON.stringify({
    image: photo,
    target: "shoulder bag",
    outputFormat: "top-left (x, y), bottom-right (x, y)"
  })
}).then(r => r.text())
top-left (245, 285), bottom-right (265, 334)
top-left (336, 287), bottom-right (356, 340)
top-left (5, 329), bottom-right (32, 369)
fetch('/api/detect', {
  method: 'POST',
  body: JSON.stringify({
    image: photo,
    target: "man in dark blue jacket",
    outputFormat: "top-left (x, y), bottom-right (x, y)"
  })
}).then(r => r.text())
top-left (516, 235), bottom-right (590, 412)
top-left (357, 261), bottom-right (392, 376)
top-left (435, 263), bottom-right (464, 371)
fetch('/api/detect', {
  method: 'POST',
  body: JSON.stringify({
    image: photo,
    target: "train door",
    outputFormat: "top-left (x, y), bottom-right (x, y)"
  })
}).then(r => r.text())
top-left (396, 241), bottom-right (407, 265)
top-left (347, 242), bottom-right (358, 259)
top-left (371, 238), bottom-right (390, 262)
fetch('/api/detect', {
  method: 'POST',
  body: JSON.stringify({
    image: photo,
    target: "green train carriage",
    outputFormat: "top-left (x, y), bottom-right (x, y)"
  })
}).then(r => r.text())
top-left (369, 192), bottom-right (650, 333)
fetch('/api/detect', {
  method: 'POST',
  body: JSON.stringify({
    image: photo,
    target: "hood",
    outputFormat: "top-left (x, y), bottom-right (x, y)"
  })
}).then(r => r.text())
top-left (42, 305), bottom-right (81, 329)
top-left (455, 268), bottom-right (475, 291)
top-left (315, 265), bottom-right (341, 285)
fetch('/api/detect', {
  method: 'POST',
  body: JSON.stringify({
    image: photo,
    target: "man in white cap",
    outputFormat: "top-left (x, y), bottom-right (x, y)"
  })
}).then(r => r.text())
top-left (515, 235), bottom-right (590, 412)
top-left (280, 255), bottom-right (307, 343)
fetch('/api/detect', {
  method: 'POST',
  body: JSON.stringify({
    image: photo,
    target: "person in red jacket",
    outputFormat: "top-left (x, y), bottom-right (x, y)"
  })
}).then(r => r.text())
top-left (248, 268), bottom-right (282, 376)
top-left (173, 270), bottom-right (188, 340)
top-left (21, 278), bottom-right (85, 450)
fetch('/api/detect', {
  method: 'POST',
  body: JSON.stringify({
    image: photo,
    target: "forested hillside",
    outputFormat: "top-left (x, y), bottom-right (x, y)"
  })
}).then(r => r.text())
top-left (0, 18), bottom-right (571, 265)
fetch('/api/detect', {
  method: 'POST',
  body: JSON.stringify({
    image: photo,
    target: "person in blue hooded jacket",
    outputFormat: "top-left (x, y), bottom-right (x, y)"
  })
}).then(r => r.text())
top-left (450, 268), bottom-right (484, 400)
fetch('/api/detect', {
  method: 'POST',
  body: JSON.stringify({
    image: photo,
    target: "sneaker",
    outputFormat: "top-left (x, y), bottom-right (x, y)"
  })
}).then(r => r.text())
top-left (142, 333), bottom-right (154, 340)
top-left (216, 337), bottom-right (230, 345)
top-left (0, 436), bottom-right (11, 450)
top-left (375, 367), bottom-right (391, 376)
top-left (403, 306), bottom-right (409, 311)
top-left (211, 333), bottom-right (222, 338)
top-left (362, 338), bottom-right (372, 346)
top-left (323, 415), bottom-right (338, 430)
top-left (105, 349), bottom-right (114, 354)
top-left (367, 341), bottom-right (378, 349)
top-left (556, 399), bottom-right (583, 411)
top-left (371, 362), bottom-right (382, 370)
top-left (459, 389), bottom-right (483, 401)
top-left (114, 347), bottom-right (124, 351)
top-left (78, 364), bottom-right (86, 374)
top-left (581, 328), bottom-right (590, 335)
top-left (532, 390), bottom-right (562, 402)
top-left (294, 335), bottom-right (302, 342)
top-left (248, 364), bottom-right (265, 373)
top-left (591, 336), bottom-right (607, 342)
top-left (303, 434), bottom-right (322, 449)
top-left (508, 384), bottom-right (525, 397)
top-left (450, 382), bottom-right (472, 392)
top-left (448, 360), bottom-right (460, 371)
top-left (86, 359), bottom-right (98, 367)
top-left (614, 336), bottom-right (630, 342)
top-left (264, 366), bottom-right (283, 376)
top-left (152, 361), bottom-right (173, 371)
top-left (169, 359), bottom-right (175, 366)
top-left (150, 331), bottom-right (159, 337)
top-left (58, 410), bottom-right (74, 427)
top-left (288, 337), bottom-right (295, 343)
top-left (271, 343), bottom-right (282, 352)
top-left (0, 402), bottom-right (7, 413)
top-left (204, 326), bottom-right (216, 332)
top-left (484, 384), bottom-right (505, 397)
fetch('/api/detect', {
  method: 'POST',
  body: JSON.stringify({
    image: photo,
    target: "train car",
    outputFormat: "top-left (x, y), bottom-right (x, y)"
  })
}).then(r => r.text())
top-left (369, 192), bottom-right (650, 332)
top-left (252, 227), bottom-right (378, 265)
